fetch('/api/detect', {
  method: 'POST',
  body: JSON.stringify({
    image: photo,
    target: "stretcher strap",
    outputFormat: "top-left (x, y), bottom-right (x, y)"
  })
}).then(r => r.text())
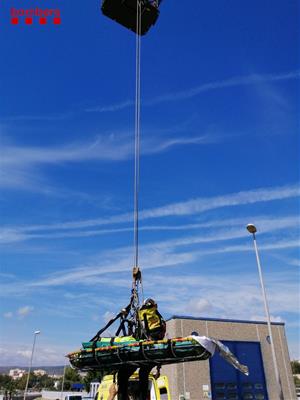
top-left (168, 339), bottom-right (177, 358)
top-left (90, 302), bottom-right (132, 342)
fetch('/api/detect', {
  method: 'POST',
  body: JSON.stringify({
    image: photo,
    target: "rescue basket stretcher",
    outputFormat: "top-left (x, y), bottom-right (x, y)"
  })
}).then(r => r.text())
top-left (67, 336), bottom-right (249, 376)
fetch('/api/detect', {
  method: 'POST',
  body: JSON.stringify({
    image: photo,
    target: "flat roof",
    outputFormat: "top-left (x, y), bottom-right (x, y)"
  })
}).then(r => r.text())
top-left (167, 315), bottom-right (285, 326)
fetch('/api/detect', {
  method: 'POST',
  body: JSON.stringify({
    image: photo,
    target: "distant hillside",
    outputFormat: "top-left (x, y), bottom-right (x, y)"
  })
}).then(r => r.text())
top-left (0, 366), bottom-right (65, 375)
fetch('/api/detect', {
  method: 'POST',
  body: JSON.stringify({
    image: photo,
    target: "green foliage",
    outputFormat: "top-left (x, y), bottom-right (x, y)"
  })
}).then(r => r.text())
top-left (63, 367), bottom-right (82, 391)
top-left (0, 369), bottom-right (83, 394)
top-left (294, 375), bottom-right (300, 385)
top-left (35, 374), bottom-right (55, 390)
top-left (83, 370), bottom-right (102, 392)
top-left (291, 360), bottom-right (300, 374)
top-left (0, 375), bottom-right (14, 390)
top-left (15, 372), bottom-right (34, 390)
top-left (64, 367), bottom-right (82, 383)
top-left (0, 375), bottom-right (17, 400)
top-left (0, 372), bottom-right (56, 393)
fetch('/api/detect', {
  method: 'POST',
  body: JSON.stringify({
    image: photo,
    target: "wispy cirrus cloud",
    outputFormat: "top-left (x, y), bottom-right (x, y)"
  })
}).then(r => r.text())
top-left (2, 70), bottom-right (298, 120)
top-left (4, 233), bottom-right (297, 292)
top-left (1, 214), bottom-right (298, 244)
top-left (1, 133), bottom-right (214, 191)
top-left (2, 133), bottom-right (214, 166)
top-left (286, 258), bottom-right (300, 267)
top-left (86, 100), bottom-right (134, 113)
top-left (87, 69), bottom-right (300, 113)
top-left (147, 70), bottom-right (300, 106)
top-left (0, 111), bottom-right (74, 122)
top-left (138, 184), bottom-right (300, 220)
top-left (1, 183), bottom-right (297, 240)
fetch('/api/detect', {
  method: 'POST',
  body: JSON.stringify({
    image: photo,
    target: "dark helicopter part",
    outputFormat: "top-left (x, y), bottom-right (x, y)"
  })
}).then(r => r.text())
top-left (101, 0), bottom-right (161, 35)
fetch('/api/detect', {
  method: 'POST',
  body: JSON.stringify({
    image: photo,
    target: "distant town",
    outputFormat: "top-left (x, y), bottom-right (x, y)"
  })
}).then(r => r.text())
top-left (0, 367), bottom-right (65, 378)
top-left (0, 365), bottom-right (93, 400)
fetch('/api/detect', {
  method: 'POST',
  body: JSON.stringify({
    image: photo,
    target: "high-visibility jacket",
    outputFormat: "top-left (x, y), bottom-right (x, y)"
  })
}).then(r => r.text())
top-left (139, 305), bottom-right (166, 338)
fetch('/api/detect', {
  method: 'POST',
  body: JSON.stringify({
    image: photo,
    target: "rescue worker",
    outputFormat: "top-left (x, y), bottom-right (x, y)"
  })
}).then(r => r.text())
top-left (138, 298), bottom-right (166, 340)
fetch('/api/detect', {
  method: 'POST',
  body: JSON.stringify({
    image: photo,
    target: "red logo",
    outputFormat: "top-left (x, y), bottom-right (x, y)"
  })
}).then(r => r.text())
top-left (11, 8), bottom-right (61, 25)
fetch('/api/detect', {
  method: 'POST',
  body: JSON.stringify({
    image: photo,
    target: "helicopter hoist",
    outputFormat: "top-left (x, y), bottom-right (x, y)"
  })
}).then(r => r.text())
top-left (67, 2), bottom-right (249, 399)
top-left (101, 0), bottom-right (162, 36)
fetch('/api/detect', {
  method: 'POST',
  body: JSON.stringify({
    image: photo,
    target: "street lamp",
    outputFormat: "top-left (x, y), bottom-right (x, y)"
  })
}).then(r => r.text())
top-left (60, 358), bottom-right (68, 400)
top-left (23, 330), bottom-right (41, 400)
top-left (246, 224), bottom-right (284, 400)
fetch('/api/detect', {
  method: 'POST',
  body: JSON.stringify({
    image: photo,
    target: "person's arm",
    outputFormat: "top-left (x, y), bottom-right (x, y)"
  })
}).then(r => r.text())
top-left (108, 383), bottom-right (118, 400)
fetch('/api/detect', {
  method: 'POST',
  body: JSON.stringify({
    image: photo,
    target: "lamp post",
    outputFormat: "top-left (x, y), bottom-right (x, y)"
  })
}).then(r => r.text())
top-left (60, 358), bottom-right (67, 400)
top-left (246, 224), bottom-right (284, 400)
top-left (23, 330), bottom-right (40, 400)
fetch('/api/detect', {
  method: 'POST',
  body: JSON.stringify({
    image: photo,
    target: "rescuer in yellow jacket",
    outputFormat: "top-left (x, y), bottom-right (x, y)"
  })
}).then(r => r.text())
top-left (138, 298), bottom-right (166, 340)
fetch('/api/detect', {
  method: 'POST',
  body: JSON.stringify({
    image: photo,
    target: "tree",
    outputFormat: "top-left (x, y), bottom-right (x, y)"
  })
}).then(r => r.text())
top-left (63, 367), bottom-right (82, 391)
top-left (0, 375), bottom-right (17, 400)
top-left (0, 375), bottom-right (14, 390)
top-left (291, 360), bottom-right (300, 374)
top-left (15, 372), bottom-right (35, 391)
top-left (35, 374), bottom-right (55, 390)
top-left (83, 370), bottom-right (102, 392)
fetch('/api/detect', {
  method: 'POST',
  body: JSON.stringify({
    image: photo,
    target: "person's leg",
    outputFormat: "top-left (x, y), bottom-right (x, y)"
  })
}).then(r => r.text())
top-left (138, 366), bottom-right (152, 400)
top-left (117, 366), bottom-right (136, 400)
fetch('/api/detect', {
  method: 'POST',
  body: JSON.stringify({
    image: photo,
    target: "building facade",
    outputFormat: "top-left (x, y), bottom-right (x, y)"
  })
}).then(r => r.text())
top-left (33, 369), bottom-right (47, 376)
top-left (162, 316), bottom-right (296, 400)
top-left (8, 368), bottom-right (26, 380)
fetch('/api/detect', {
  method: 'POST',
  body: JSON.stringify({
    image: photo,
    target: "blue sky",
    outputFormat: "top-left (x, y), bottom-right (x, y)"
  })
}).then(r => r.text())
top-left (0, 0), bottom-right (299, 366)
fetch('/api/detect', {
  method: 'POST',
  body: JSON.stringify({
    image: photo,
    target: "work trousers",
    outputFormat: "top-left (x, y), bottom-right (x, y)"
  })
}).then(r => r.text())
top-left (117, 365), bottom-right (153, 400)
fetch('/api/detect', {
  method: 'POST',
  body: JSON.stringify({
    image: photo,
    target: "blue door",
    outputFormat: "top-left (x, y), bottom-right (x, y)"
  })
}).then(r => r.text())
top-left (209, 341), bottom-right (268, 400)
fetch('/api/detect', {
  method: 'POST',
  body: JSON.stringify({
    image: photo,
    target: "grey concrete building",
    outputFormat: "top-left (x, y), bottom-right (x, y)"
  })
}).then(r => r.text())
top-left (162, 316), bottom-right (296, 400)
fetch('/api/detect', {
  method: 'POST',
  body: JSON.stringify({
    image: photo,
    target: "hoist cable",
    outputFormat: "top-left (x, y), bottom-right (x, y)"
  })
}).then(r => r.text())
top-left (138, 4), bottom-right (145, 305)
top-left (131, 1), bottom-right (145, 329)
top-left (133, 0), bottom-right (142, 272)
top-left (137, 2), bottom-right (145, 305)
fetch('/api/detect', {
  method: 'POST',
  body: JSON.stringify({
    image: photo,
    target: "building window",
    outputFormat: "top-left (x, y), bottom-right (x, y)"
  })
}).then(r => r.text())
top-left (215, 383), bottom-right (226, 390)
top-left (227, 383), bottom-right (237, 390)
top-left (254, 383), bottom-right (263, 390)
top-left (255, 394), bottom-right (265, 400)
top-left (243, 394), bottom-right (254, 399)
top-left (242, 383), bottom-right (253, 390)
